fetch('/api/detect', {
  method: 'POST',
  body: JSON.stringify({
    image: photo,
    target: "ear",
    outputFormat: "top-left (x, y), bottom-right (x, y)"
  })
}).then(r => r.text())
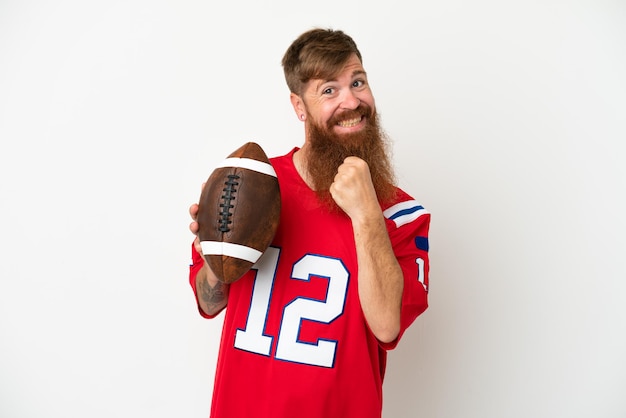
top-left (290, 93), bottom-right (306, 121)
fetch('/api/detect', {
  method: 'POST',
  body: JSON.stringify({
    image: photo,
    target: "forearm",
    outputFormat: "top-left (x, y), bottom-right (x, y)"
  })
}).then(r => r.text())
top-left (195, 263), bottom-right (229, 316)
top-left (353, 213), bottom-right (404, 343)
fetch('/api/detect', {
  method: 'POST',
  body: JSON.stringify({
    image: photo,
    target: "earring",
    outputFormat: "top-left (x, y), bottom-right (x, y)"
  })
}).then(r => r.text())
top-left (300, 114), bottom-right (305, 120)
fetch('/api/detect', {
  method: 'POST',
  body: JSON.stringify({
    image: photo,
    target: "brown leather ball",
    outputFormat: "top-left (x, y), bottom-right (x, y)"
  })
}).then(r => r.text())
top-left (197, 142), bottom-right (281, 284)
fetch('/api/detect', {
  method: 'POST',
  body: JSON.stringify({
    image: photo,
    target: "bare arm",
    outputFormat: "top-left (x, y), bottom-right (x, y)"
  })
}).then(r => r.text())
top-left (189, 202), bottom-right (229, 316)
top-left (330, 157), bottom-right (403, 343)
top-left (194, 262), bottom-right (229, 316)
top-left (351, 212), bottom-right (403, 343)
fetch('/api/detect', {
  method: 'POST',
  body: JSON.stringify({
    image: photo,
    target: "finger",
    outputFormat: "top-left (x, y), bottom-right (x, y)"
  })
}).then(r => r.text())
top-left (189, 220), bottom-right (199, 235)
top-left (189, 203), bottom-right (199, 219)
top-left (341, 155), bottom-right (365, 166)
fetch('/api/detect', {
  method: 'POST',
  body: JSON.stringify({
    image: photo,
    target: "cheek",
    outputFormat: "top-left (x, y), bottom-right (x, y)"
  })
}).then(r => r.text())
top-left (359, 91), bottom-right (376, 110)
top-left (308, 104), bottom-right (335, 125)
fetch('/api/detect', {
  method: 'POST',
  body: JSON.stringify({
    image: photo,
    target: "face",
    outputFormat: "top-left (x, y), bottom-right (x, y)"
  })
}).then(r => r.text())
top-left (295, 54), bottom-right (376, 139)
top-left (290, 54), bottom-right (397, 208)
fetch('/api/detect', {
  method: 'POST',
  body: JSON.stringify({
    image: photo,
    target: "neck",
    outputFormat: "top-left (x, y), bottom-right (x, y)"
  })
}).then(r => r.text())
top-left (293, 146), bottom-right (315, 190)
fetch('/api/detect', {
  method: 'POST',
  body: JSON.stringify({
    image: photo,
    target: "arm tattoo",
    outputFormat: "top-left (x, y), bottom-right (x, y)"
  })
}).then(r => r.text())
top-left (198, 277), bottom-right (227, 312)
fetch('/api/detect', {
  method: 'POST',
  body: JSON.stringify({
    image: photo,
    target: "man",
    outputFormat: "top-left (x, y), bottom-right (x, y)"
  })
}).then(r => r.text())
top-left (188, 28), bottom-right (430, 418)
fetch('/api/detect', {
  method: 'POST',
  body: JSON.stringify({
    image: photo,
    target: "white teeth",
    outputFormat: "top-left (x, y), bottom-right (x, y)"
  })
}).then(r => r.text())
top-left (338, 117), bottom-right (361, 128)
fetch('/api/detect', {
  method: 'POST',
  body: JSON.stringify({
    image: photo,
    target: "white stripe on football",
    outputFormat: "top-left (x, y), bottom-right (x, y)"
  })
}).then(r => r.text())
top-left (215, 157), bottom-right (277, 177)
top-left (200, 241), bottom-right (263, 264)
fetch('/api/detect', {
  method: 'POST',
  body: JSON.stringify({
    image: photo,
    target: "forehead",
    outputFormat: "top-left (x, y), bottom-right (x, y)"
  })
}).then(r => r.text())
top-left (310, 55), bottom-right (366, 88)
top-left (327, 54), bottom-right (365, 80)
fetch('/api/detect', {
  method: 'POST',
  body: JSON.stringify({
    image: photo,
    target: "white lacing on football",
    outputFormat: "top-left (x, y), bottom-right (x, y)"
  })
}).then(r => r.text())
top-left (215, 158), bottom-right (277, 177)
top-left (200, 241), bottom-right (263, 263)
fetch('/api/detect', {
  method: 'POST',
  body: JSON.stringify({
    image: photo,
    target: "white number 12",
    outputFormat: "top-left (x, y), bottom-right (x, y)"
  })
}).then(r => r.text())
top-left (234, 247), bottom-right (349, 368)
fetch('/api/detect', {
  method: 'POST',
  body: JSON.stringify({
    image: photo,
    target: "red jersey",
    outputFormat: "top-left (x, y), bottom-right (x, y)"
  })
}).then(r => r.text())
top-left (189, 148), bottom-right (430, 418)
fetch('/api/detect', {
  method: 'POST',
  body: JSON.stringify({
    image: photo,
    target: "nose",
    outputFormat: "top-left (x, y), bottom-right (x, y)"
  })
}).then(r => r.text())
top-left (340, 90), bottom-right (360, 110)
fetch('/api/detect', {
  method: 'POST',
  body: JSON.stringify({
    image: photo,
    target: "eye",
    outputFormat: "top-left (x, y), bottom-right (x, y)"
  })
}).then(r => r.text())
top-left (352, 79), bottom-right (365, 88)
top-left (322, 87), bottom-right (334, 95)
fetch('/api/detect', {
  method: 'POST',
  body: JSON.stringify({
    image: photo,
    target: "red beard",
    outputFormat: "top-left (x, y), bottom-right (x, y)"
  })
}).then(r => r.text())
top-left (304, 104), bottom-right (397, 211)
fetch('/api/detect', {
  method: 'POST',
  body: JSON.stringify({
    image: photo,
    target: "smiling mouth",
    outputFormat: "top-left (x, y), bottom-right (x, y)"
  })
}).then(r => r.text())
top-left (337, 117), bottom-right (362, 128)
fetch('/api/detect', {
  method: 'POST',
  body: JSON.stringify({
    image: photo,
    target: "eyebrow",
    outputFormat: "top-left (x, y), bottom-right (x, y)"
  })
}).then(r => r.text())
top-left (327, 69), bottom-right (368, 82)
top-left (313, 69), bottom-right (368, 91)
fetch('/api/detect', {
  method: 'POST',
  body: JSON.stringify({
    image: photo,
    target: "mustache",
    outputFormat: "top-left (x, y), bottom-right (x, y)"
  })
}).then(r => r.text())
top-left (327, 103), bottom-right (373, 128)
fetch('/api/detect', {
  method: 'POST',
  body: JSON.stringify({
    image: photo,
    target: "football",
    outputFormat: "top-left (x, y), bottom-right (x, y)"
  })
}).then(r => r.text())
top-left (197, 142), bottom-right (281, 284)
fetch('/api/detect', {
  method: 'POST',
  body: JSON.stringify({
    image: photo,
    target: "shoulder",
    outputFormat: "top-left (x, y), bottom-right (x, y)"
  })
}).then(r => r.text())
top-left (383, 188), bottom-right (431, 253)
top-left (270, 147), bottom-right (310, 191)
top-left (269, 147), bottom-right (298, 166)
top-left (382, 188), bottom-right (430, 229)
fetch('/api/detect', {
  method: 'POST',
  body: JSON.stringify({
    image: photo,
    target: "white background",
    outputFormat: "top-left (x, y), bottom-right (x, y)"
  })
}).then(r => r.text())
top-left (1, 1), bottom-right (625, 417)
